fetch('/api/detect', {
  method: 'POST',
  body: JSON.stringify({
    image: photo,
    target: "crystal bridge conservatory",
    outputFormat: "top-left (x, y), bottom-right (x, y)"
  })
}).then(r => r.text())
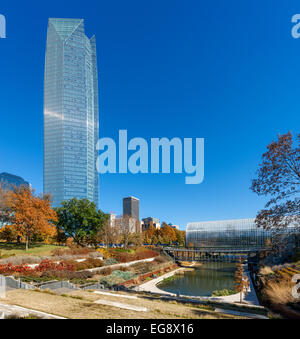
top-left (164, 218), bottom-right (298, 263)
top-left (185, 218), bottom-right (271, 250)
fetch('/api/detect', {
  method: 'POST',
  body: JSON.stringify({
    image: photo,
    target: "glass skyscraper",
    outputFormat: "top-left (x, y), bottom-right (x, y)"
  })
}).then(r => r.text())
top-left (44, 18), bottom-right (99, 207)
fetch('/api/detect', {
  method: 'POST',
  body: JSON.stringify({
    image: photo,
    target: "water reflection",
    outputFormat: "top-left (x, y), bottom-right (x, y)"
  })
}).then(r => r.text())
top-left (158, 262), bottom-right (236, 297)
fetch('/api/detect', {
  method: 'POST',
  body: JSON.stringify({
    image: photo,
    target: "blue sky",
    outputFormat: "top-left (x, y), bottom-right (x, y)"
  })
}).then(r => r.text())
top-left (0, 0), bottom-right (299, 229)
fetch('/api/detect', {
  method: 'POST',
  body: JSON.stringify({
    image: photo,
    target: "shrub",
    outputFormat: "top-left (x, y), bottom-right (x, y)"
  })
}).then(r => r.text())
top-left (264, 279), bottom-right (297, 305)
top-left (97, 248), bottom-right (110, 259)
top-left (84, 258), bottom-right (104, 268)
top-left (41, 269), bottom-right (94, 280)
top-left (211, 289), bottom-right (236, 297)
top-left (100, 270), bottom-right (136, 286)
top-left (61, 258), bottom-right (103, 271)
top-left (104, 258), bottom-right (119, 266)
top-left (99, 267), bottom-right (112, 276)
top-left (259, 266), bottom-right (274, 276)
top-left (0, 263), bottom-right (33, 275)
top-left (110, 247), bottom-right (159, 263)
top-left (35, 259), bottom-right (75, 272)
top-left (51, 247), bottom-right (97, 257)
top-left (0, 255), bottom-right (42, 265)
top-left (130, 262), bottom-right (154, 274)
top-left (154, 256), bottom-right (169, 264)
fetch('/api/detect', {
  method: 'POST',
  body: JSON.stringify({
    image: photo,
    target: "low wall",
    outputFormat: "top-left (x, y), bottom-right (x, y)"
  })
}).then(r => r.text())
top-left (4, 276), bottom-right (35, 290)
top-left (117, 263), bottom-right (178, 287)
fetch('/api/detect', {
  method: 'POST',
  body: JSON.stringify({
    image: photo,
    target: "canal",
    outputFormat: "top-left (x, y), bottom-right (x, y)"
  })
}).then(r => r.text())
top-left (157, 262), bottom-right (236, 297)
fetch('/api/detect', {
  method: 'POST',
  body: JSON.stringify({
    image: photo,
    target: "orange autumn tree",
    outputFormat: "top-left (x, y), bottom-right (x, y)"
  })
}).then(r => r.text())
top-left (7, 187), bottom-right (57, 250)
top-left (160, 224), bottom-right (176, 244)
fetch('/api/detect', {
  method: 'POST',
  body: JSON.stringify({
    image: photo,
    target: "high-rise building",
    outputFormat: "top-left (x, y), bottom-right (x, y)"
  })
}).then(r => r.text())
top-left (142, 217), bottom-right (160, 231)
top-left (123, 196), bottom-right (139, 220)
top-left (0, 173), bottom-right (29, 190)
top-left (43, 18), bottom-right (99, 207)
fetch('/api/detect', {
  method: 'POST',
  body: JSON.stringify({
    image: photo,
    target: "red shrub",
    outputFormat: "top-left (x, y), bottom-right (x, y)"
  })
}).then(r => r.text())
top-left (35, 259), bottom-right (75, 272)
top-left (0, 263), bottom-right (33, 275)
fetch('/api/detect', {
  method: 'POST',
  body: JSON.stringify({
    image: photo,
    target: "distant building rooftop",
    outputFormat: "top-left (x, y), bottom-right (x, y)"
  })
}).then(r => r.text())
top-left (0, 172), bottom-right (30, 190)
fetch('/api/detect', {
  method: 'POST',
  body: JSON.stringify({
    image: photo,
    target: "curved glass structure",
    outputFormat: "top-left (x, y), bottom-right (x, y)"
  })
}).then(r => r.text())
top-left (186, 218), bottom-right (271, 249)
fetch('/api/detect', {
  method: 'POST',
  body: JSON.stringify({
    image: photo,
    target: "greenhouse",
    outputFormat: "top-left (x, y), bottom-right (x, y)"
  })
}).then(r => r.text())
top-left (186, 218), bottom-right (272, 249)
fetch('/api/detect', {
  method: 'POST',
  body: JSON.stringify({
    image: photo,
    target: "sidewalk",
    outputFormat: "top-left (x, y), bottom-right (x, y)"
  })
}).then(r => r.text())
top-left (0, 302), bottom-right (65, 319)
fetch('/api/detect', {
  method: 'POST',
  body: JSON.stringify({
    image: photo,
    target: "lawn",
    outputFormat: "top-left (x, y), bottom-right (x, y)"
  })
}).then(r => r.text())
top-left (1, 289), bottom-right (247, 319)
top-left (0, 242), bottom-right (63, 257)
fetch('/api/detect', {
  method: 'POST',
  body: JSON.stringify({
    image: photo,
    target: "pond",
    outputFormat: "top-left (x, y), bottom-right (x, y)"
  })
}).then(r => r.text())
top-left (157, 262), bottom-right (236, 297)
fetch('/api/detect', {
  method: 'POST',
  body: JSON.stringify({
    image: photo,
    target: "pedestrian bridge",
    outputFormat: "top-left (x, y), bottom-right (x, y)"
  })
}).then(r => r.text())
top-left (163, 246), bottom-right (267, 263)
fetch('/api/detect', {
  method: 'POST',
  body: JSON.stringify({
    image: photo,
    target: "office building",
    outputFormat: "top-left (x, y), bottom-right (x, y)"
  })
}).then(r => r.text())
top-left (142, 217), bottom-right (160, 231)
top-left (0, 173), bottom-right (29, 190)
top-left (44, 18), bottom-right (99, 207)
top-left (123, 196), bottom-right (139, 220)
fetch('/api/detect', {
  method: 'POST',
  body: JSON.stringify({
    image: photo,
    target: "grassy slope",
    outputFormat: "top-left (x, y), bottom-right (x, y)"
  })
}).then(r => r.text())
top-left (1, 289), bottom-right (247, 319)
top-left (0, 242), bottom-right (62, 257)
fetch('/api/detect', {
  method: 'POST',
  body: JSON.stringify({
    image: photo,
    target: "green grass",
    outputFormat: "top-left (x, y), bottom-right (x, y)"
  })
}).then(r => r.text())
top-left (112, 248), bottom-right (135, 254)
top-left (159, 274), bottom-right (183, 284)
top-left (0, 242), bottom-right (63, 257)
top-left (211, 289), bottom-right (236, 297)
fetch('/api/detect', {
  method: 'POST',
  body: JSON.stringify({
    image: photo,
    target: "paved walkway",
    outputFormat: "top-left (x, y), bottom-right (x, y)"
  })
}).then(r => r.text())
top-left (0, 302), bottom-right (65, 319)
top-left (137, 268), bottom-right (183, 296)
top-left (94, 299), bottom-right (148, 312)
top-left (212, 270), bottom-right (260, 306)
top-left (93, 290), bottom-right (138, 299)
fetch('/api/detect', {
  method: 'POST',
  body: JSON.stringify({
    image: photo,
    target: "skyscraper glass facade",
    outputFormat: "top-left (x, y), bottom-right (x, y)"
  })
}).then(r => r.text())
top-left (44, 18), bottom-right (99, 207)
top-left (186, 219), bottom-right (272, 249)
top-left (123, 197), bottom-right (140, 220)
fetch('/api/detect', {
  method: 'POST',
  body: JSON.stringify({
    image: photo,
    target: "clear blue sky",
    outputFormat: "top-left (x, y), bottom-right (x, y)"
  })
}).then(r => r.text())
top-left (0, 0), bottom-right (299, 229)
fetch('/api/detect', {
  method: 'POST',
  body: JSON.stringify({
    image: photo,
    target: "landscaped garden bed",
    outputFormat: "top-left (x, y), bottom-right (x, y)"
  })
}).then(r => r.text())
top-left (0, 245), bottom-right (170, 289)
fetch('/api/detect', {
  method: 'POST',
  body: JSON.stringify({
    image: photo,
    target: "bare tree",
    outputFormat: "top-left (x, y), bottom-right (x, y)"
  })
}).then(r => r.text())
top-left (98, 219), bottom-right (121, 248)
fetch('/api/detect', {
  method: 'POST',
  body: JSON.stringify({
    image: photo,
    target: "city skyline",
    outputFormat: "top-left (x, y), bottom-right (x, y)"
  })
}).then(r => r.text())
top-left (0, 1), bottom-right (299, 229)
top-left (43, 18), bottom-right (99, 207)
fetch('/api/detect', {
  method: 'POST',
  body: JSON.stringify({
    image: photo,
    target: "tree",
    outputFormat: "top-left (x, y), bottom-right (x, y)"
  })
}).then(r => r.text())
top-left (119, 215), bottom-right (134, 249)
top-left (187, 242), bottom-right (194, 248)
top-left (251, 132), bottom-right (300, 232)
top-left (174, 229), bottom-right (186, 246)
top-left (129, 230), bottom-right (143, 247)
top-left (97, 219), bottom-right (121, 248)
top-left (0, 225), bottom-right (18, 242)
top-left (55, 198), bottom-right (108, 246)
top-left (0, 186), bottom-right (10, 225)
top-left (234, 257), bottom-right (249, 303)
top-left (160, 225), bottom-right (176, 244)
top-left (143, 225), bottom-right (156, 244)
top-left (7, 187), bottom-right (57, 250)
